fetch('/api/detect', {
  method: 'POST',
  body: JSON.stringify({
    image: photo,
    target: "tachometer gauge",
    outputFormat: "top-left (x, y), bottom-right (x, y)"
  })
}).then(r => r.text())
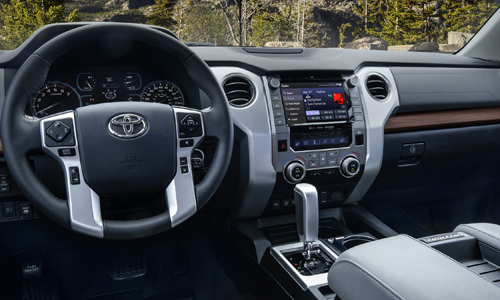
top-left (141, 81), bottom-right (184, 105)
top-left (32, 82), bottom-right (81, 117)
top-left (77, 73), bottom-right (96, 91)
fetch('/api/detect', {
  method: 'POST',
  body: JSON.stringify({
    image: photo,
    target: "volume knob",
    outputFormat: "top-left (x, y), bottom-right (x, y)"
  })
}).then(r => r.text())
top-left (269, 78), bottom-right (281, 89)
top-left (284, 161), bottom-right (306, 184)
top-left (340, 156), bottom-right (360, 178)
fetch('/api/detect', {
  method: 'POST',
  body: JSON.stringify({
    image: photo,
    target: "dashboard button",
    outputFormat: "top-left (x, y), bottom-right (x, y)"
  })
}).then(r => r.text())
top-left (2, 202), bottom-right (15, 217)
top-left (275, 118), bottom-right (285, 126)
top-left (278, 140), bottom-right (287, 152)
top-left (271, 200), bottom-right (281, 209)
top-left (274, 110), bottom-right (284, 117)
top-left (319, 152), bottom-right (327, 166)
top-left (350, 90), bottom-right (360, 98)
top-left (353, 107), bottom-right (363, 113)
top-left (281, 199), bottom-right (291, 208)
top-left (306, 152), bottom-right (318, 159)
top-left (355, 114), bottom-right (364, 121)
top-left (347, 161), bottom-right (359, 174)
top-left (328, 150), bottom-right (340, 157)
top-left (327, 158), bottom-right (337, 166)
top-left (271, 95), bottom-right (281, 101)
top-left (352, 100), bottom-right (361, 106)
top-left (20, 202), bottom-right (32, 217)
top-left (272, 102), bottom-right (283, 109)
top-left (308, 160), bottom-right (318, 168)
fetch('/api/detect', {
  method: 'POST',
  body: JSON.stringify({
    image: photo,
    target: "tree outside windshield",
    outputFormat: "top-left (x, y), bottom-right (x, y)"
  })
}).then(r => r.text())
top-left (0, 0), bottom-right (497, 52)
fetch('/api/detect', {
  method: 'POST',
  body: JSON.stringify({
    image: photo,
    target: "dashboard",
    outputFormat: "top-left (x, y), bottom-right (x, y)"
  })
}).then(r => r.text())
top-left (0, 22), bottom-right (499, 228)
top-left (27, 68), bottom-right (188, 117)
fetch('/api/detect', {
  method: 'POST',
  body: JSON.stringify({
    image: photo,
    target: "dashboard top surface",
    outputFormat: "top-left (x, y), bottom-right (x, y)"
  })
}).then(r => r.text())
top-left (0, 23), bottom-right (498, 72)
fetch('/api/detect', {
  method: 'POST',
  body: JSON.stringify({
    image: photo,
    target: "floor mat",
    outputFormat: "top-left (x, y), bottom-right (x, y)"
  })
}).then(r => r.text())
top-left (40, 221), bottom-right (241, 300)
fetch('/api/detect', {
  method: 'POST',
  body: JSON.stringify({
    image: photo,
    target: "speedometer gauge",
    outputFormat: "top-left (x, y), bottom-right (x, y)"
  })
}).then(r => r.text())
top-left (141, 81), bottom-right (184, 105)
top-left (32, 82), bottom-right (81, 117)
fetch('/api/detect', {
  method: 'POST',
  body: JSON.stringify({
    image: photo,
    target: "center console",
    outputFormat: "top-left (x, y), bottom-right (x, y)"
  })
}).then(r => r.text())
top-left (265, 75), bottom-right (367, 211)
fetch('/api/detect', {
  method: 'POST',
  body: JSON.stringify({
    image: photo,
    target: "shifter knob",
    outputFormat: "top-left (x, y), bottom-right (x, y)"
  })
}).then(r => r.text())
top-left (294, 183), bottom-right (319, 246)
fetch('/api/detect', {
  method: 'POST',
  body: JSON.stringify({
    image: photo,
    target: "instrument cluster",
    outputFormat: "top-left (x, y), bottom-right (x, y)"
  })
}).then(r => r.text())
top-left (29, 70), bottom-right (186, 117)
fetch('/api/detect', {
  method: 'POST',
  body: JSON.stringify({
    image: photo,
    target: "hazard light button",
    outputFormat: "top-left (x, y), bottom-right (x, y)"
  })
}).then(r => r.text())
top-left (278, 140), bottom-right (288, 152)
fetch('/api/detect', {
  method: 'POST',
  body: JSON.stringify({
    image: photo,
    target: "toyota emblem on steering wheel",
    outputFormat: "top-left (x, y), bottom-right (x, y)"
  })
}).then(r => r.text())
top-left (108, 114), bottom-right (147, 138)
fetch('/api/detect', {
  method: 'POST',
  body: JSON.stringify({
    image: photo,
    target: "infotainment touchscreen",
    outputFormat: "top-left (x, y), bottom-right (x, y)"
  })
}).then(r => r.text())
top-left (281, 82), bottom-right (348, 125)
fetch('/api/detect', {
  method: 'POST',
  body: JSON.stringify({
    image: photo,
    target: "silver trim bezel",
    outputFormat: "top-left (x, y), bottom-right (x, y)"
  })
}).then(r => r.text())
top-left (271, 241), bottom-right (338, 291)
top-left (365, 72), bottom-right (392, 103)
top-left (221, 73), bottom-right (256, 108)
top-left (40, 111), bottom-right (104, 238)
top-left (345, 67), bottom-right (400, 204)
top-left (165, 107), bottom-right (205, 227)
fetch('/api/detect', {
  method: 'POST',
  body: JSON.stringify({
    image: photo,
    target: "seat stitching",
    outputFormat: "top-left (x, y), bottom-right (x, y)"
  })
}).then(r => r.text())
top-left (457, 224), bottom-right (500, 245)
top-left (333, 260), bottom-right (405, 300)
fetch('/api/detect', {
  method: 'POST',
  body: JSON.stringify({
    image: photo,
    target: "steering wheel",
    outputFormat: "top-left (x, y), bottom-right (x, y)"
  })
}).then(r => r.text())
top-left (0, 23), bottom-right (233, 239)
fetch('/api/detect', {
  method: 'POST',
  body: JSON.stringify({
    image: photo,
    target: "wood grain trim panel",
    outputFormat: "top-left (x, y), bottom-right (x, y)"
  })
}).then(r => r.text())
top-left (385, 107), bottom-right (500, 133)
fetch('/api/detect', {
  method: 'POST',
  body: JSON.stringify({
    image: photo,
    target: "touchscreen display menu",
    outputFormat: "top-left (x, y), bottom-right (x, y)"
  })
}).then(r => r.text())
top-left (281, 82), bottom-right (347, 125)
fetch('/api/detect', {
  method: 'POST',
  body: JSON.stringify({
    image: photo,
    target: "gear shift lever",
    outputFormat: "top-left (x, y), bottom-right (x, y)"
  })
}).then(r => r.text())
top-left (294, 183), bottom-right (319, 260)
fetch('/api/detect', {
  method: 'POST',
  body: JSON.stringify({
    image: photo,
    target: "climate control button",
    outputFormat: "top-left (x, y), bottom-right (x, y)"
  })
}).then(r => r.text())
top-left (340, 156), bottom-right (360, 178)
top-left (284, 161), bottom-right (306, 184)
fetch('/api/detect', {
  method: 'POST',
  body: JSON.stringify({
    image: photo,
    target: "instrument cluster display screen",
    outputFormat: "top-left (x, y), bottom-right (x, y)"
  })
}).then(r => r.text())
top-left (281, 82), bottom-right (348, 125)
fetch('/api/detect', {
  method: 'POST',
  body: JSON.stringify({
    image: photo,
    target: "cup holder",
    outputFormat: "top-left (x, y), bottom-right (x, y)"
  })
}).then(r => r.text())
top-left (342, 235), bottom-right (376, 250)
top-left (328, 233), bottom-right (377, 253)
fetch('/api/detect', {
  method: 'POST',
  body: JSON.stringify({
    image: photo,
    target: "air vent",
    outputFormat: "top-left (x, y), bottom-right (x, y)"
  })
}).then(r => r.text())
top-left (366, 74), bottom-right (389, 101)
top-left (223, 76), bottom-right (254, 107)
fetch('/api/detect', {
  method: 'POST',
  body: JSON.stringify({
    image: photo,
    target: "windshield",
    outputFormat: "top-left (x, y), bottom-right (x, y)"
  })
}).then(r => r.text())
top-left (0, 0), bottom-right (497, 52)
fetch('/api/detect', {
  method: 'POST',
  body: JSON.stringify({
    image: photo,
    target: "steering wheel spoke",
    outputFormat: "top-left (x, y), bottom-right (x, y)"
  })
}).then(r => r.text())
top-left (167, 107), bottom-right (206, 227)
top-left (40, 111), bottom-right (103, 237)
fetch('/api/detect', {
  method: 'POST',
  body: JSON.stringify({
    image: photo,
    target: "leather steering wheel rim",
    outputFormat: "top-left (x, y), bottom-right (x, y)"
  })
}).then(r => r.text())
top-left (0, 23), bottom-right (233, 239)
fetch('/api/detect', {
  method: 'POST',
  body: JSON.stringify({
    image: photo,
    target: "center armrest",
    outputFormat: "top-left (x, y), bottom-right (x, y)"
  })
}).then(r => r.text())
top-left (328, 235), bottom-right (500, 300)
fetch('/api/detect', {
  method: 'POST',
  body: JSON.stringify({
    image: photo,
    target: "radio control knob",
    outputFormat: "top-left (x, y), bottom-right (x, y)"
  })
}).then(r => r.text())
top-left (340, 156), bottom-right (360, 178)
top-left (284, 161), bottom-right (306, 184)
top-left (269, 78), bottom-right (281, 89)
top-left (347, 77), bottom-right (359, 88)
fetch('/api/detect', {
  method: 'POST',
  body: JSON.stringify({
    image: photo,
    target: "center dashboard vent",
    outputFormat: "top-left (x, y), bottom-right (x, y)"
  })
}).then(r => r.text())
top-left (366, 74), bottom-right (389, 101)
top-left (223, 76), bottom-right (255, 107)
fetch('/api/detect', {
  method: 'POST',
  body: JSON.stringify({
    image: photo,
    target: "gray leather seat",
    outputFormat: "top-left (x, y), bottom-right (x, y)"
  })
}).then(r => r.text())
top-left (328, 223), bottom-right (500, 300)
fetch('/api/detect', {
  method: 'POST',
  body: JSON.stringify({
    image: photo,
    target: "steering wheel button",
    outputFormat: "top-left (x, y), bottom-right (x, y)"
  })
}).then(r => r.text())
top-left (46, 121), bottom-right (71, 143)
top-left (58, 148), bottom-right (76, 157)
top-left (69, 167), bottom-right (80, 185)
top-left (179, 157), bottom-right (188, 166)
top-left (62, 135), bottom-right (76, 146)
top-left (180, 114), bottom-right (200, 133)
top-left (180, 166), bottom-right (189, 174)
top-left (180, 139), bottom-right (194, 148)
